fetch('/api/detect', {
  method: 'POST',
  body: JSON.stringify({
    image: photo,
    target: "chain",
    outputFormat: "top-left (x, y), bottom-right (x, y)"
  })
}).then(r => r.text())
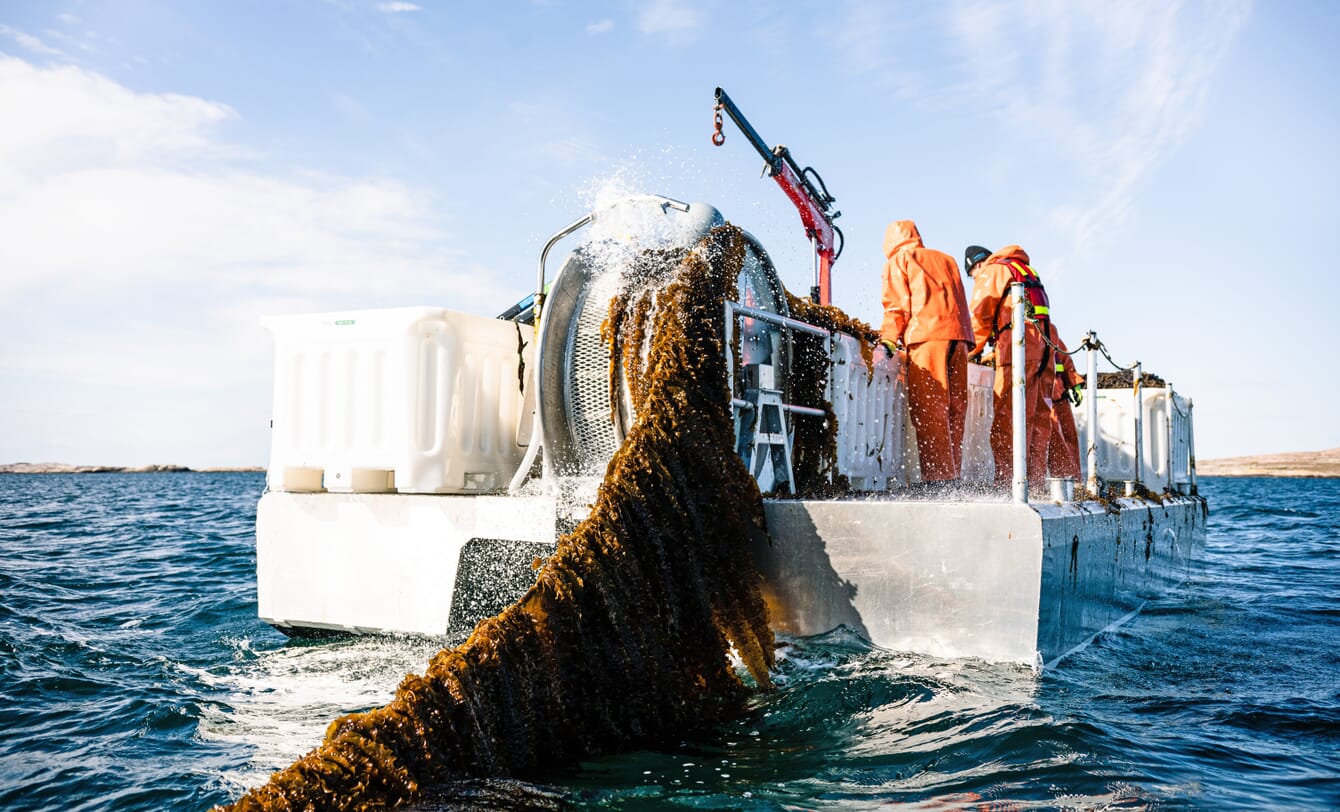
top-left (1021, 312), bottom-right (1143, 378)
top-left (1092, 339), bottom-right (1139, 373)
top-left (711, 104), bottom-right (725, 146)
top-left (1021, 312), bottom-right (1087, 357)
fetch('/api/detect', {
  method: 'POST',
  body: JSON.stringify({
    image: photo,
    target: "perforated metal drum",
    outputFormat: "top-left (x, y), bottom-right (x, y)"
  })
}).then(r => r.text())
top-left (536, 197), bottom-right (788, 476)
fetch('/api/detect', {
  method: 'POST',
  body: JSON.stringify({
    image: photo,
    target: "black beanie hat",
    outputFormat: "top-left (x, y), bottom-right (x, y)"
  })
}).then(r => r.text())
top-left (964, 245), bottom-right (991, 273)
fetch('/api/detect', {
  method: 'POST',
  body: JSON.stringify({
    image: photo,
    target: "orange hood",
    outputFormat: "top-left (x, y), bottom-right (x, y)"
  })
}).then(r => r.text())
top-left (986, 244), bottom-right (1030, 266)
top-left (883, 220), bottom-right (923, 259)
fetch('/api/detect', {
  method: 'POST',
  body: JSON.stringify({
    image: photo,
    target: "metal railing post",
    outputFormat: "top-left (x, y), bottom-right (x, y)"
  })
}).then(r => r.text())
top-left (1165, 382), bottom-right (1175, 492)
top-left (535, 214), bottom-right (593, 324)
top-left (1012, 283), bottom-right (1027, 503)
top-left (1085, 330), bottom-right (1099, 494)
top-left (724, 302), bottom-right (735, 398)
top-left (1187, 399), bottom-right (1198, 496)
top-left (1132, 361), bottom-right (1143, 491)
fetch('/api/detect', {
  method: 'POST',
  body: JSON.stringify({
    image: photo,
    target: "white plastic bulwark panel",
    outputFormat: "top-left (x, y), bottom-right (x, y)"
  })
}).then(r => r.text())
top-left (263, 307), bottom-right (532, 494)
top-left (825, 333), bottom-right (903, 490)
top-left (1075, 387), bottom-right (1191, 489)
top-left (962, 363), bottom-right (996, 485)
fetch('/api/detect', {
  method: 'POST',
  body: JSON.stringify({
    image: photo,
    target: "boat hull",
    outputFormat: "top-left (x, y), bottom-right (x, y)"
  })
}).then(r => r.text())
top-left (755, 496), bottom-right (1205, 667)
top-left (255, 492), bottom-right (1206, 666)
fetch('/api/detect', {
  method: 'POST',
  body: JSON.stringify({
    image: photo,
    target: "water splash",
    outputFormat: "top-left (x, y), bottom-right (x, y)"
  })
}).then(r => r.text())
top-left (196, 636), bottom-right (444, 792)
top-left (219, 226), bottom-right (774, 810)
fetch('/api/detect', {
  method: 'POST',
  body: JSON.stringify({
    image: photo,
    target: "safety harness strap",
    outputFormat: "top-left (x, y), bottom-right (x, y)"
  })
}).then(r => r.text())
top-left (988, 258), bottom-right (1051, 344)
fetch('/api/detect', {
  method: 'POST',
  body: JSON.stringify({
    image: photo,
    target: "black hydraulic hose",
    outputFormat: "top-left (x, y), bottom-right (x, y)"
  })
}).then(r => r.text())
top-left (714, 87), bottom-right (835, 217)
top-left (801, 166), bottom-right (835, 205)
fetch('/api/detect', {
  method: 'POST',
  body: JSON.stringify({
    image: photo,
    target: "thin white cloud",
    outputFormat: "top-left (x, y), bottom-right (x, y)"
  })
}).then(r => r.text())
top-left (375, 1), bottom-right (422, 12)
top-left (820, 1), bottom-right (932, 100)
top-left (327, 89), bottom-right (369, 119)
top-left (943, 0), bottom-right (1249, 269)
top-left (536, 135), bottom-right (606, 165)
top-left (636, 0), bottom-right (706, 45)
top-left (0, 55), bottom-right (508, 465)
top-left (586, 19), bottom-right (615, 35)
top-left (0, 59), bottom-right (236, 179)
top-left (0, 24), bottom-right (65, 57)
top-left (506, 99), bottom-right (608, 166)
top-left (0, 55), bottom-right (491, 296)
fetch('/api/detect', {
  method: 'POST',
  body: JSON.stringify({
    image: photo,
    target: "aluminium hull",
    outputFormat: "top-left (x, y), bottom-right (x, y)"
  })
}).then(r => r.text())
top-left (255, 492), bottom-right (1206, 666)
top-left (754, 496), bottom-right (1206, 667)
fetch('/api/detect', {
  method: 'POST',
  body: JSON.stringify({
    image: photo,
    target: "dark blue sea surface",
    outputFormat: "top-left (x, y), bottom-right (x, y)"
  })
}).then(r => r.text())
top-left (0, 474), bottom-right (1335, 810)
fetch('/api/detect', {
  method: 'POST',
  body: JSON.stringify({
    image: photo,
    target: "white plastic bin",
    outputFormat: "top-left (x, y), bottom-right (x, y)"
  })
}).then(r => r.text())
top-left (263, 307), bottom-right (532, 494)
top-left (1076, 386), bottom-right (1191, 490)
top-left (825, 333), bottom-right (904, 490)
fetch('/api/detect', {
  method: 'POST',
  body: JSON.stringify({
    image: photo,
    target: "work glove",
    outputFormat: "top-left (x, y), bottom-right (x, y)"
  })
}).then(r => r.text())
top-left (1067, 385), bottom-right (1084, 407)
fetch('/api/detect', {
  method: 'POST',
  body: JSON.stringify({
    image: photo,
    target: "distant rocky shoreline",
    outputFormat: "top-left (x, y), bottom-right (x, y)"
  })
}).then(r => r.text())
top-left (0, 463), bottom-right (264, 474)
top-left (5, 451), bottom-right (1337, 478)
top-left (1197, 448), bottom-right (1340, 478)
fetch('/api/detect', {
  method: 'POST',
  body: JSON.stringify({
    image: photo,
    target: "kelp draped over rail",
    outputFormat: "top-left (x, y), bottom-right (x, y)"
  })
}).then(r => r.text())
top-left (222, 225), bottom-right (775, 811)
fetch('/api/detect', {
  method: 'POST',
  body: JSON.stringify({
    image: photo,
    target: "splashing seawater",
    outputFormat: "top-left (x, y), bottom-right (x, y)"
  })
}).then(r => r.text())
top-left (220, 226), bottom-right (775, 810)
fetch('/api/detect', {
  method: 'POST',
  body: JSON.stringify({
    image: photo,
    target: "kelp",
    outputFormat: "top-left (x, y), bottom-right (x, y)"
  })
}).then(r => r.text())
top-left (221, 225), bottom-right (775, 811)
top-left (1097, 369), bottom-right (1166, 389)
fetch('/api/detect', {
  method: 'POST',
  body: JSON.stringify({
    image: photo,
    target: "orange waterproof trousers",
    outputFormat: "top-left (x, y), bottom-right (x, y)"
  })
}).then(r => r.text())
top-left (1048, 398), bottom-right (1082, 480)
top-left (990, 355), bottom-right (1054, 489)
top-left (906, 340), bottom-right (968, 481)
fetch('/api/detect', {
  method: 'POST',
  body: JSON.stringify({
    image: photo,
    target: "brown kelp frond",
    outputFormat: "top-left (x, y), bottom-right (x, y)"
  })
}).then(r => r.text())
top-left (221, 224), bottom-right (774, 811)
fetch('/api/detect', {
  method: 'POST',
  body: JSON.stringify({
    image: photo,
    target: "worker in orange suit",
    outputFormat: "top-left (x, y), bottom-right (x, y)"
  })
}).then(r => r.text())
top-left (1046, 322), bottom-right (1083, 481)
top-left (964, 244), bottom-right (1055, 490)
top-left (879, 221), bottom-right (973, 483)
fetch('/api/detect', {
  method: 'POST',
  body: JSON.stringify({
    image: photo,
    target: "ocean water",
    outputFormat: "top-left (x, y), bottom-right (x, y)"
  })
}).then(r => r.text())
top-left (0, 473), bottom-right (1335, 811)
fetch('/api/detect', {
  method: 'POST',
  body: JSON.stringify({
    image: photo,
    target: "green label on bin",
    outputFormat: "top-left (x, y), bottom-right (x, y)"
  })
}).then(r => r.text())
top-left (335, 319), bottom-right (355, 326)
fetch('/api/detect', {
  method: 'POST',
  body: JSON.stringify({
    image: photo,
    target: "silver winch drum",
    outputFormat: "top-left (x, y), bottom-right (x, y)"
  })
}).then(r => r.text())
top-left (536, 197), bottom-right (791, 477)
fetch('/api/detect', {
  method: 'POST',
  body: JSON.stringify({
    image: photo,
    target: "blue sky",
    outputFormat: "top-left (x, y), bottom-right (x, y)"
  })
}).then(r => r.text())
top-left (0, 0), bottom-right (1335, 466)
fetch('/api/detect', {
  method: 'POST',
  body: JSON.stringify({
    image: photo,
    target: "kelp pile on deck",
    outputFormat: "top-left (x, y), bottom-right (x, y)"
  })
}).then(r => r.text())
top-left (222, 225), bottom-right (775, 811)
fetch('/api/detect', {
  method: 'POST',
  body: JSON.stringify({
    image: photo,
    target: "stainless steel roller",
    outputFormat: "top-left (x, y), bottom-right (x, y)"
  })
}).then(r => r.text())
top-left (535, 197), bottom-right (790, 477)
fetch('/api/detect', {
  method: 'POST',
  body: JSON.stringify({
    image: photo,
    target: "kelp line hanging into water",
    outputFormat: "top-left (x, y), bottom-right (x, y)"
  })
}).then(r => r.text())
top-left (222, 225), bottom-right (778, 811)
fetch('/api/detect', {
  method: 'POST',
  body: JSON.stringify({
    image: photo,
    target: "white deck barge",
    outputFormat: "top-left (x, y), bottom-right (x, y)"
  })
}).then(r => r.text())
top-left (254, 196), bottom-right (1206, 669)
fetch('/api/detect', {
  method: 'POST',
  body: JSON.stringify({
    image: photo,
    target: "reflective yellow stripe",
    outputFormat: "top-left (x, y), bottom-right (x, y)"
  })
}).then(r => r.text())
top-left (1055, 363), bottom-right (1065, 372)
top-left (1032, 305), bottom-right (1049, 315)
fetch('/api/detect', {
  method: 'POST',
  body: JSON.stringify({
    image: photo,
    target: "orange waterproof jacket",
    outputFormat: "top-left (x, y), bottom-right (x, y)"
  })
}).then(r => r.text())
top-left (968, 245), bottom-right (1047, 369)
top-left (880, 221), bottom-right (972, 347)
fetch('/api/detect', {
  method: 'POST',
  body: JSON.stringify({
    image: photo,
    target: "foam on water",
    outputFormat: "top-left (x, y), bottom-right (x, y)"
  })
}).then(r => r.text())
top-left (1, 433), bottom-right (1337, 809)
top-left (195, 635), bottom-right (443, 791)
